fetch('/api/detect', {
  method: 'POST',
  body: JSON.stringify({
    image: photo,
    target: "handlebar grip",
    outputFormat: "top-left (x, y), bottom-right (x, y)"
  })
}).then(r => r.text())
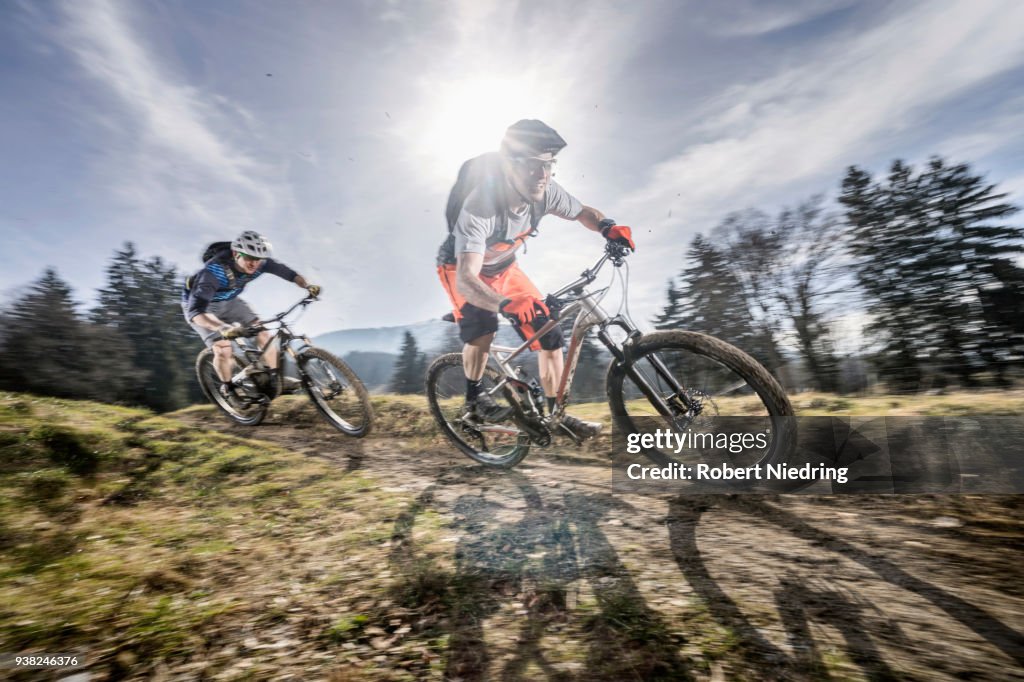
top-left (605, 241), bottom-right (631, 256)
top-left (544, 295), bottom-right (562, 321)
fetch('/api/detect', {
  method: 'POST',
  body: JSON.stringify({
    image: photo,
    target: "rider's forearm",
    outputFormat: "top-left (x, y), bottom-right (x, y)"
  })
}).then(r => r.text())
top-left (456, 255), bottom-right (505, 312)
top-left (192, 312), bottom-right (230, 332)
top-left (458, 271), bottom-right (505, 311)
top-left (293, 274), bottom-right (310, 289)
top-left (576, 205), bottom-right (607, 232)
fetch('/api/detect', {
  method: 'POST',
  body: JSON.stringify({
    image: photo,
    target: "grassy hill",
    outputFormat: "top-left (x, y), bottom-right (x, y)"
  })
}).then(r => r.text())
top-left (2, 389), bottom-right (1022, 679)
top-left (0, 392), bottom-right (436, 678)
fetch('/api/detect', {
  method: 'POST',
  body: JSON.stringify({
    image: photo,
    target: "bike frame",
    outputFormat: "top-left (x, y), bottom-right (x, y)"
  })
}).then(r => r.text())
top-left (230, 297), bottom-right (317, 391)
top-left (481, 248), bottom-right (698, 433)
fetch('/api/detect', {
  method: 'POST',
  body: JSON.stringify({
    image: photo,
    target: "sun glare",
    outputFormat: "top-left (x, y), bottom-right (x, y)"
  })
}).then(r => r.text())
top-left (415, 75), bottom-right (557, 179)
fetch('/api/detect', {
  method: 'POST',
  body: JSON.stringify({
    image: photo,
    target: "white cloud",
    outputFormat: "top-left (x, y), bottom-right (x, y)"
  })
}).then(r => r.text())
top-left (621, 0), bottom-right (1024, 242)
top-left (8, 0), bottom-right (1022, 336)
top-left (323, 0), bottom-right (660, 328)
top-left (691, 0), bottom-right (859, 38)
top-left (59, 0), bottom-right (282, 232)
top-left (579, 0), bottom-right (1024, 326)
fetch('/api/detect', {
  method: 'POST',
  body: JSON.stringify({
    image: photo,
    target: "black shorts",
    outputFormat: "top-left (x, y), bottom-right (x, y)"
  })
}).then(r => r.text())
top-left (458, 302), bottom-right (564, 351)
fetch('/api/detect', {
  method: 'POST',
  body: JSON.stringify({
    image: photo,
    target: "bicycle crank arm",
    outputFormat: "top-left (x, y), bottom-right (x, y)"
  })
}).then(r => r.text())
top-left (474, 424), bottom-right (522, 436)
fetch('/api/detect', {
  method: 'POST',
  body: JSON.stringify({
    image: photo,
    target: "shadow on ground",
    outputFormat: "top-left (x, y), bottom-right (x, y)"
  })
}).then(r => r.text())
top-left (385, 463), bottom-right (1023, 681)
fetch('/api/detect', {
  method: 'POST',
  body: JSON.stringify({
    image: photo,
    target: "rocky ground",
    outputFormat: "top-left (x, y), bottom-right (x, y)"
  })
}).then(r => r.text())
top-left (170, 399), bottom-right (1024, 681)
top-left (2, 392), bottom-right (1021, 680)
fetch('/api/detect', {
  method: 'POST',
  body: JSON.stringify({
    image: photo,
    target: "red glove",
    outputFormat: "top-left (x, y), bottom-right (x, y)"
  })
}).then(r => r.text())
top-left (602, 224), bottom-right (635, 250)
top-left (499, 295), bottom-right (550, 326)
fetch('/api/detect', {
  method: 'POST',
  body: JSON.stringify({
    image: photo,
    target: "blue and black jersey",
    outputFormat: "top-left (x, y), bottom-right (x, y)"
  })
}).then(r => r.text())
top-left (182, 249), bottom-right (298, 321)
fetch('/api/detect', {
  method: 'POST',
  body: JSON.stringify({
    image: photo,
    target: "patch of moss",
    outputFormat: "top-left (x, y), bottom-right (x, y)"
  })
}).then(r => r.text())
top-left (28, 425), bottom-right (100, 475)
top-left (324, 613), bottom-right (370, 642)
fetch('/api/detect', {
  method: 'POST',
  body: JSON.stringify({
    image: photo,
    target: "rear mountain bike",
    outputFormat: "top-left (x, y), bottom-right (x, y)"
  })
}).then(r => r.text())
top-left (426, 242), bottom-right (795, 468)
top-left (195, 295), bottom-right (373, 437)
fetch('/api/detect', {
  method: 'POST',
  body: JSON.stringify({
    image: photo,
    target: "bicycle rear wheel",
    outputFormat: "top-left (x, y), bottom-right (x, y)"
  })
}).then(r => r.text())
top-left (195, 348), bottom-right (268, 426)
top-left (425, 353), bottom-right (531, 468)
top-left (297, 347), bottom-right (373, 437)
top-left (607, 331), bottom-right (794, 470)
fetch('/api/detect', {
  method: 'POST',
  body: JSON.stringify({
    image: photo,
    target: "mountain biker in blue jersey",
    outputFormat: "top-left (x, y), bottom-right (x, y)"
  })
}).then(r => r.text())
top-left (182, 230), bottom-right (320, 400)
top-left (436, 120), bottom-right (636, 440)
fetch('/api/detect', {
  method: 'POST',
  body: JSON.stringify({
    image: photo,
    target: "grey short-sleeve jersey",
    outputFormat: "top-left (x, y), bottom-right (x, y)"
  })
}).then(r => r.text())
top-left (453, 179), bottom-right (583, 276)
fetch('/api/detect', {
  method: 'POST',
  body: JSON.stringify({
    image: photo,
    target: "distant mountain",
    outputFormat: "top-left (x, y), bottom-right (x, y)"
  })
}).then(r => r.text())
top-left (314, 319), bottom-right (453, 356)
top-left (339, 351), bottom-right (398, 392)
top-left (313, 318), bottom-right (524, 356)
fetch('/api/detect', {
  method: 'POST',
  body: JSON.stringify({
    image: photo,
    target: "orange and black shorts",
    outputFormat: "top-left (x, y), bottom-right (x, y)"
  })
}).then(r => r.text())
top-left (437, 261), bottom-right (564, 351)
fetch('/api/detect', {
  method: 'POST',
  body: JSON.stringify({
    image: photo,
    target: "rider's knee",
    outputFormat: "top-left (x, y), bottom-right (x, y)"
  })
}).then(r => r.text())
top-left (212, 340), bottom-right (233, 358)
top-left (464, 333), bottom-right (495, 351)
top-left (537, 328), bottom-right (565, 352)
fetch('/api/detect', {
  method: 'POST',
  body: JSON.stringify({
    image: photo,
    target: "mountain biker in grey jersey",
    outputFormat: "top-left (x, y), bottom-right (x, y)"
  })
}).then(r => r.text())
top-left (182, 230), bottom-right (320, 399)
top-left (436, 120), bottom-right (636, 439)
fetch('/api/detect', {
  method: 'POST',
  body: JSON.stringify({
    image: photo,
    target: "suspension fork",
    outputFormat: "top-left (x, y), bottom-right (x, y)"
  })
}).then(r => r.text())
top-left (641, 353), bottom-right (696, 411)
top-left (599, 319), bottom-right (697, 418)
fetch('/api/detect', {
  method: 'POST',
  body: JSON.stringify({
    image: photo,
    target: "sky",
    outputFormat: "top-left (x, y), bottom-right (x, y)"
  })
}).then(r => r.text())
top-left (2, 0), bottom-right (1023, 338)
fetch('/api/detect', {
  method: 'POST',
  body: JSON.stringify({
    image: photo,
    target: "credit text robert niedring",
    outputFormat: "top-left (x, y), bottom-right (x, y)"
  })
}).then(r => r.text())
top-left (623, 429), bottom-right (849, 484)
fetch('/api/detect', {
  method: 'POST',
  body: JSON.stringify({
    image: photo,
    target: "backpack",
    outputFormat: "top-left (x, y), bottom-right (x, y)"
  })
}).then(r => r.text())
top-left (185, 241), bottom-right (234, 292)
top-left (202, 241), bottom-right (233, 263)
top-left (436, 152), bottom-right (545, 266)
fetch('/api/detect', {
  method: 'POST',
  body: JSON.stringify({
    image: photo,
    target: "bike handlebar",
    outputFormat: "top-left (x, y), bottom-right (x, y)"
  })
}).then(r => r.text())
top-left (220, 295), bottom-right (318, 340)
top-left (268, 294), bottom-right (318, 323)
top-left (549, 241), bottom-right (631, 301)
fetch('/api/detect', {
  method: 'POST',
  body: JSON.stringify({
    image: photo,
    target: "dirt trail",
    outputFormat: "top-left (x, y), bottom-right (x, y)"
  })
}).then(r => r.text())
top-left (178, 406), bottom-right (1024, 681)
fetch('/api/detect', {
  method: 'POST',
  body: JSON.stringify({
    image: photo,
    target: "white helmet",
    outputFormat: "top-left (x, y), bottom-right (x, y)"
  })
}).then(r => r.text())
top-left (232, 230), bottom-right (273, 259)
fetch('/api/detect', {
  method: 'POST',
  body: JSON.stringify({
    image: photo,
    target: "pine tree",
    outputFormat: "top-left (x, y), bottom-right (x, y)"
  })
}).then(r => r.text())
top-left (390, 331), bottom-right (425, 394)
top-left (0, 269), bottom-right (138, 401)
top-left (840, 157), bottom-right (1023, 390)
top-left (92, 243), bottom-right (203, 410)
top-left (653, 279), bottom-right (684, 331)
top-left (673, 235), bottom-right (778, 369)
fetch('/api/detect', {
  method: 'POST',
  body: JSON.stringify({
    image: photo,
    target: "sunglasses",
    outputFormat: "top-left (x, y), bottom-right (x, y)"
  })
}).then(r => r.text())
top-left (235, 253), bottom-right (264, 263)
top-left (511, 157), bottom-right (557, 174)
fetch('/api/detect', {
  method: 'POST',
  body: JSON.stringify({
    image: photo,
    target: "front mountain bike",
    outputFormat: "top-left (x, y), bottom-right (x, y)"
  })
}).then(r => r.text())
top-left (426, 242), bottom-right (794, 469)
top-left (195, 295), bottom-right (373, 437)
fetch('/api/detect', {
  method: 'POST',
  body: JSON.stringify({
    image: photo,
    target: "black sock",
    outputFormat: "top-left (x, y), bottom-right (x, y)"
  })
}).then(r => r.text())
top-left (466, 379), bottom-right (483, 402)
top-left (547, 397), bottom-right (556, 414)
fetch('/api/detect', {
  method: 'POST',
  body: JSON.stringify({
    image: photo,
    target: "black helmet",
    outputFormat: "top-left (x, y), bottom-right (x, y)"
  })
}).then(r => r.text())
top-left (500, 119), bottom-right (567, 158)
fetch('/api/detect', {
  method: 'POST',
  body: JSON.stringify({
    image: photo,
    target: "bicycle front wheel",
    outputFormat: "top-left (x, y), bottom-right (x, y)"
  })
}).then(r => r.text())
top-left (607, 331), bottom-right (795, 469)
top-left (297, 347), bottom-right (373, 437)
top-left (195, 348), bottom-right (268, 426)
top-left (425, 353), bottom-right (531, 468)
